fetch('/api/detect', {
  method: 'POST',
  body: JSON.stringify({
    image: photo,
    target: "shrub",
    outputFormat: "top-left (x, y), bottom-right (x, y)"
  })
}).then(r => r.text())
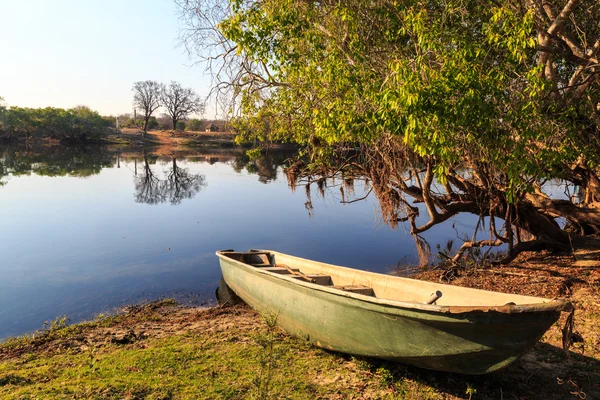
top-left (185, 118), bottom-right (204, 131)
top-left (0, 105), bottom-right (109, 142)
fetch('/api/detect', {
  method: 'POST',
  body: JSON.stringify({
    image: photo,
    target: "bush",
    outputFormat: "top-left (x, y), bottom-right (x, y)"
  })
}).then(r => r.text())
top-left (185, 118), bottom-right (204, 131)
top-left (102, 116), bottom-right (117, 128)
top-left (176, 121), bottom-right (186, 131)
top-left (0, 105), bottom-right (109, 142)
top-left (147, 116), bottom-right (159, 130)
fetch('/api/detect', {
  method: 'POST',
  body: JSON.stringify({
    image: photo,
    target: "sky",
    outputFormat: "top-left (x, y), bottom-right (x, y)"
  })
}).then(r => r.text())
top-left (0, 0), bottom-right (217, 118)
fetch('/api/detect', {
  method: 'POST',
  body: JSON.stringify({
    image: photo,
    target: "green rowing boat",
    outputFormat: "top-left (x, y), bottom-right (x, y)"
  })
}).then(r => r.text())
top-left (216, 249), bottom-right (572, 374)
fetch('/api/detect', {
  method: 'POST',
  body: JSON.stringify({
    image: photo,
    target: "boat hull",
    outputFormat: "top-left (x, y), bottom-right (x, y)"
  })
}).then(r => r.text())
top-left (217, 252), bottom-right (564, 374)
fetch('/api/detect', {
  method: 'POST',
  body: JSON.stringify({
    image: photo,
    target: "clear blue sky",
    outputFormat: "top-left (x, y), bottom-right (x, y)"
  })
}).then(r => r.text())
top-left (0, 0), bottom-right (216, 118)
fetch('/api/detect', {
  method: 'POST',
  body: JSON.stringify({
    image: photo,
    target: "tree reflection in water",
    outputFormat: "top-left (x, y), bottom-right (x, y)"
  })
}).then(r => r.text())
top-left (0, 145), bottom-right (293, 204)
top-left (165, 157), bottom-right (206, 205)
top-left (232, 151), bottom-right (292, 184)
top-left (0, 145), bottom-right (114, 186)
top-left (134, 151), bottom-right (166, 205)
top-left (134, 152), bottom-right (206, 205)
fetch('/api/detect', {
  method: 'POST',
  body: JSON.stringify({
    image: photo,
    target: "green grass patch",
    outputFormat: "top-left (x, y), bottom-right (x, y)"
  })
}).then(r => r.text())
top-left (1, 300), bottom-right (597, 399)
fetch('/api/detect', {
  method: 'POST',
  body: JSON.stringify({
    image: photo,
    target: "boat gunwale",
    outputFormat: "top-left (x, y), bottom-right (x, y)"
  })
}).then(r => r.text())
top-left (216, 250), bottom-right (572, 315)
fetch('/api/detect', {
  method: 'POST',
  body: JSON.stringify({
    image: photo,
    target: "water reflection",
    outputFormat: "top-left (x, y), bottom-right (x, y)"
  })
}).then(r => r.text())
top-left (232, 153), bottom-right (281, 183)
top-left (134, 153), bottom-right (206, 205)
top-left (135, 152), bottom-right (164, 204)
top-left (0, 143), bottom-right (467, 340)
top-left (0, 145), bottom-right (293, 199)
top-left (0, 145), bottom-right (114, 184)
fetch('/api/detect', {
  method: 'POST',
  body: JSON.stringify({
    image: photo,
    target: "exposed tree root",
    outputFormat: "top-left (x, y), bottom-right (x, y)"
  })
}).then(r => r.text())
top-left (285, 137), bottom-right (600, 267)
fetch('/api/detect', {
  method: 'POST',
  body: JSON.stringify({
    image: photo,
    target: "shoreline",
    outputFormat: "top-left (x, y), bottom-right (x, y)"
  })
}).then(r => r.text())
top-left (1, 247), bottom-right (598, 399)
top-left (0, 128), bottom-right (300, 154)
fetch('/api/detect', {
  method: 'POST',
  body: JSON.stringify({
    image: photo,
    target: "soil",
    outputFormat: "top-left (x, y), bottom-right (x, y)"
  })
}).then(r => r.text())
top-left (103, 128), bottom-right (237, 148)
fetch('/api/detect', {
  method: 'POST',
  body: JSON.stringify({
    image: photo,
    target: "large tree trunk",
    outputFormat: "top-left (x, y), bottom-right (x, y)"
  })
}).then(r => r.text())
top-left (514, 204), bottom-right (570, 244)
top-left (526, 191), bottom-right (600, 235)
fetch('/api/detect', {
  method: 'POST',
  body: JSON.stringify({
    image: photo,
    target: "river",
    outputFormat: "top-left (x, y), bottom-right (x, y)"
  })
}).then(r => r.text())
top-left (0, 145), bottom-right (478, 340)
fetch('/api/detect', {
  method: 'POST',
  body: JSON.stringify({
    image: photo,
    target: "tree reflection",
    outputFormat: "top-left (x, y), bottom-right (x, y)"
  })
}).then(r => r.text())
top-left (0, 145), bottom-right (114, 184)
top-left (232, 151), bottom-right (292, 183)
top-left (0, 145), bottom-right (290, 205)
top-left (133, 153), bottom-right (206, 205)
top-left (165, 157), bottom-right (206, 205)
top-left (134, 151), bottom-right (166, 205)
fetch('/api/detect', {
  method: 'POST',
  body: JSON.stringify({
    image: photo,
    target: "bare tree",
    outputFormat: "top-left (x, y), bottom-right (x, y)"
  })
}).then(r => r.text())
top-left (161, 81), bottom-right (204, 132)
top-left (132, 81), bottom-right (163, 134)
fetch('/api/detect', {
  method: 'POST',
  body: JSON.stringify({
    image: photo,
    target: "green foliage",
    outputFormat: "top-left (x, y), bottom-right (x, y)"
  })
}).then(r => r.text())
top-left (466, 383), bottom-right (477, 399)
top-left (147, 116), bottom-right (159, 130)
top-left (376, 366), bottom-right (394, 387)
top-left (101, 115), bottom-right (117, 128)
top-left (185, 118), bottom-right (205, 131)
top-left (43, 315), bottom-right (69, 333)
top-left (211, 0), bottom-right (599, 202)
top-left (176, 120), bottom-right (186, 131)
top-left (0, 104), bottom-right (109, 142)
top-left (245, 147), bottom-right (262, 160)
top-left (250, 312), bottom-right (281, 399)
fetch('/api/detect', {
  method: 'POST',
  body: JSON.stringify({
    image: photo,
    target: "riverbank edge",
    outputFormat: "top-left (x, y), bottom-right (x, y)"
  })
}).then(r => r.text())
top-left (1, 247), bottom-right (598, 399)
top-left (0, 128), bottom-right (300, 151)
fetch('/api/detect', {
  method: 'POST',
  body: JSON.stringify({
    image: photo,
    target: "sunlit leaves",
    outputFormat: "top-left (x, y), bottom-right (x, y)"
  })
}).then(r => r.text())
top-left (214, 0), bottom-right (597, 203)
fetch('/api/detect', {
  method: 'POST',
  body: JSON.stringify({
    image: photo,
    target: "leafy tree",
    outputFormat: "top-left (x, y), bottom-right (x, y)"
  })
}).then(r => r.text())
top-left (0, 106), bottom-right (37, 141)
top-left (185, 118), bottom-right (205, 131)
top-left (178, 0), bottom-right (600, 261)
top-left (0, 104), bottom-right (108, 143)
top-left (117, 113), bottom-right (134, 128)
top-left (147, 116), bottom-right (159, 130)
top-left (101, 115), bottom-right (117, 128)
top-left (40, 106), bottom-right (107, 142)
top-left (132, 80), bottom-right (163, 134)
top-left (161, 81), bottom-right (204, 132)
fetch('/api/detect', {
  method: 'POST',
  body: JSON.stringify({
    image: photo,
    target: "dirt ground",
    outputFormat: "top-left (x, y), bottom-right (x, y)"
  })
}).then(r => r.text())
top-left (105, 128), bottom-right (237, 148)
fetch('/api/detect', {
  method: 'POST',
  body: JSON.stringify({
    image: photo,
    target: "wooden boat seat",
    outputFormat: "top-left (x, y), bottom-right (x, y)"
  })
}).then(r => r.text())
top-left (243, 253), bottom-right (272, 265)
top-left (250, 263), bottom-right (272, 267)
top-left (290, 274), bottom-right (333, 286)
top-left (261, 267), bottom-right (301, 274)
top-left (333, 285), bottom-right (375, 297)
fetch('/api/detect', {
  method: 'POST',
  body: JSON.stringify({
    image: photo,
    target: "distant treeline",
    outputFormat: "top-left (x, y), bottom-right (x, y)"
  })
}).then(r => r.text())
top-left (0, 97), bottom-right (234, 144)
top-left (112, 114), bottom-right (231, 132)
top-left (0, 102), bottom-right (111, 143)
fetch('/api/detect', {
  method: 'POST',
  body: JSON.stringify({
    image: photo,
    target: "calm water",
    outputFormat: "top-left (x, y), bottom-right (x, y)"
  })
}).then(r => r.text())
top-left (0, 145), bottom-right (476, 340)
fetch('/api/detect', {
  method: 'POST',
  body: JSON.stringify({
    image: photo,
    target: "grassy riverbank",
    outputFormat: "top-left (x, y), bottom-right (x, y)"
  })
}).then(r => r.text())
top-left (1, 247), bottom-right (598, 399)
